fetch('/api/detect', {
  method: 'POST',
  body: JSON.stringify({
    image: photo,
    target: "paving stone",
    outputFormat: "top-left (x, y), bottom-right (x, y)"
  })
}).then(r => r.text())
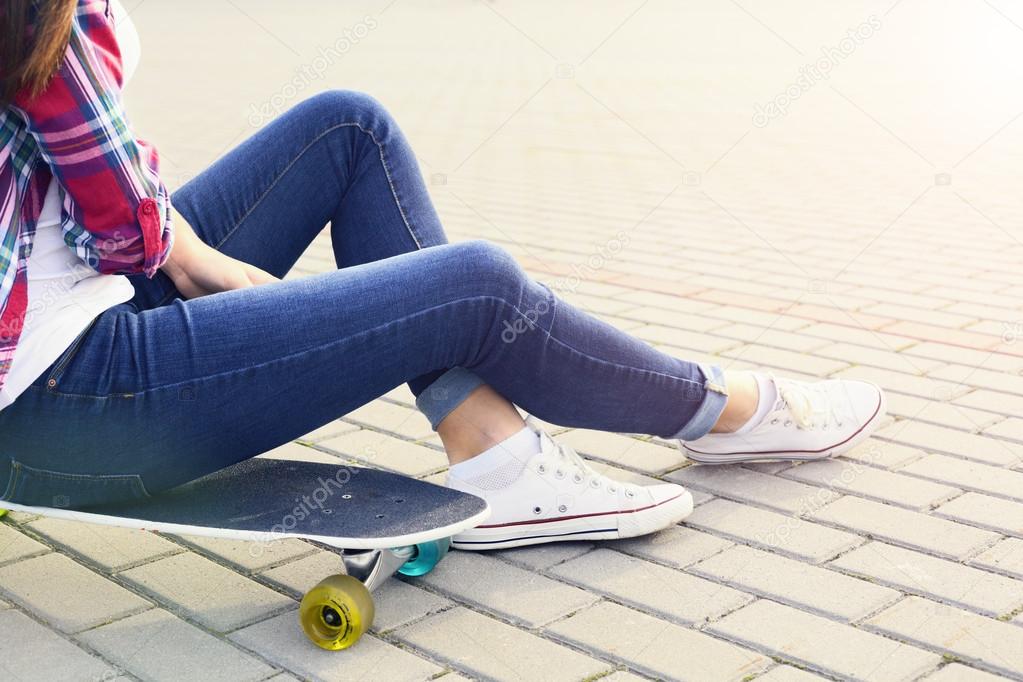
top-left (265, 674), bottom-right (304, 682)
top-left (840, 438), bottom-right (926, 470)
top-left (259, 549), bottom-right (342, 596)
top-left (395, 607), bottom-right (606, 681)
top-left (27, 517), bottom-right (180, 572)
top-left (866, 597), bottom-right (1023, 679)
top-left (498, 541), bottom-right (595, 571)
top-left (934, 492), bottom-right (1023, 536)
top-left (668, 465), bottom-right (839, 515)
top-left (548, 600), bottom-right (768, 681)
top-left (556, 429), bottom-right (687, 474)
top-left (0, 609), bottom-right (112, 681)
top-left (930, 364), bottom-right (1023, 396)
top-left (633, 324), bottom-right (741, 353)
top-left (0, 523), bottom-right (49, 565)
top-left (549, 548), bottom-right (752, 625)
top-left (866, 303), bottom-right (978, 329)
top-left (418, 549), bottom-right (597, 627)
top-left (899, 454), bottom-right (1023, 502)
top-left (720, 344), bottom-right (849, 376)
top-left (341, 400), bottom-right (434, 440)
top-left (757, 665), bottom-right (829, 681)
top-left (80, 609), bottom-right (274, 682)
top-left (781, 458), bottom-right (959, 510)
top-left (830, 368), bottom-right (965, 400)
top-left (256, 440), bottom-right (343, 464)
top-left (691, 544), bottom-right (900, 621)
top-left (924, 664), bottom-right (1005, 681)
top-left (815, 342), bottom-right (944, 374)
top-left (373, 578), bottom-right (452, 632)
top-left (319, 429), bottom-right (447, 477)
top-left (969, 538), bottom-right (1023, 580)
top-left (296, 419), bottom-right (360, 443)
top-left (985, 417), bottom-right (1023, 442)
top-left (596, 672), bottom-right (648, 682)
top-left (232, 610), bottom-right (441, 681)
top-left (685, 498), bottom-right (861, 563)
top-left (174, 534), bottom-right (315, 572)
top-left (119, 552), bottom-right (294, 632)
top-left (710, 599), bottom-right (939, 681)
top-left (809, 495), bottom-right (999, 561)
top-left (610, 525), bottom-right (732, 569)
top-left (905, 342), bottom-right (1023, 373)
top-left (799, 323), bottom-right (916, 351)
top-left (876, 420), bottom-right (1021, 466)
top-left (714, 323), bottom-right (830, 352)
top-left (886, 392), bottom-right (1004, 432)
top-left (880, 322), bottom-right (998, 352)
top-left (830, 541), bottom-right (1023, 617)
top-left (0, 553), bottom-right (150, 633)
top-left (956, 390), bottom-right (1023, 419)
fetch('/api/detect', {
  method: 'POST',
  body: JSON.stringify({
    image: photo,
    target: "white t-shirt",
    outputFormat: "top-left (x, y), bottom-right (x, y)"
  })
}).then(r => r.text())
top-left (0, 0), bottom-right (142, 409)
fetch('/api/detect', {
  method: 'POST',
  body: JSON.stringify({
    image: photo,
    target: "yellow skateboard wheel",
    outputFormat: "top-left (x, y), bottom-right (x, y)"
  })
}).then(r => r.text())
top-left (299, 574), bottom-right (375, 650)
top-left (0, 509), bottom-right (7, 519)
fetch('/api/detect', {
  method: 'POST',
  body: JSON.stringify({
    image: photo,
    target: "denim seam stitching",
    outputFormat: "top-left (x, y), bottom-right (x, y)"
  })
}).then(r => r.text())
top-left (37, 294), bottom-right (702, 399)
top-left (213, 121), bottom-right (422, 255)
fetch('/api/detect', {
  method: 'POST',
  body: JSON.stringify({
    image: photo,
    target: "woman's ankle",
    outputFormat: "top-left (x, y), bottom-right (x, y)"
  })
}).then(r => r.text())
top-left (710, 371), bottom-right (760, 433)
top-left (436, 385), bottom-right (528, 464)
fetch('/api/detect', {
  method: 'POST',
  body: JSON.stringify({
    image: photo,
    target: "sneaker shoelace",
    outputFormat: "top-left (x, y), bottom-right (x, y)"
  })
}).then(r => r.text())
top-left (774, 379), bottom-right (843, 431)
top-left (534, 426), bottom-right (637, 499)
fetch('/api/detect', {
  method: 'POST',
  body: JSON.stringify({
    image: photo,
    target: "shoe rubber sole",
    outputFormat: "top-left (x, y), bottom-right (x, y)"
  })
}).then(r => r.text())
top-left (451, 489), bottom-right (694, 551)
top-left (682, 384), bottom-right (887, 465)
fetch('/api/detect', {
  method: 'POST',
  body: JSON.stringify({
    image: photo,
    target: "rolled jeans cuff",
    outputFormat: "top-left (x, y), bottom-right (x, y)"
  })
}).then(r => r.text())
top-left (671, 363), bottom-right (729, 441)
top-left (415, 367), bottom-right (486, 430)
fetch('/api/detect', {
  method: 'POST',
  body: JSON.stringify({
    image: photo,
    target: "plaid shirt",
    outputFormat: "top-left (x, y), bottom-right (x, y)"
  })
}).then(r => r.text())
top-left (0, 0), bottom-right (173, 393)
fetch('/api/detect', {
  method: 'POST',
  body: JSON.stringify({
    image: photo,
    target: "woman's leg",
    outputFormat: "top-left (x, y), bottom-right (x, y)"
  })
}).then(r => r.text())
top-left (129, 90), bottom-right (464, 397)
top-left (0, 240), bottom-right (714, 500)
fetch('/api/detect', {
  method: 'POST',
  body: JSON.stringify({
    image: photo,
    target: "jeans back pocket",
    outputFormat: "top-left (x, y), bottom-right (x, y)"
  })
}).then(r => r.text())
top-left (2, 460), bottom-right (151, 509)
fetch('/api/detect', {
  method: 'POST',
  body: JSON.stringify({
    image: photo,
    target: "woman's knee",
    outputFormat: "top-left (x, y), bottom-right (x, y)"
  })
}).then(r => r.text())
top-left (455, 240), bottom-right (525, 290)
top-left (300, 90), bottom-right (394, 132)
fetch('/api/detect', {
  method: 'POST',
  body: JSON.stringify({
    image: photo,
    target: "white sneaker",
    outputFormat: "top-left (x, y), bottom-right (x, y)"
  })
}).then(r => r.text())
top-left (448, 419), bottom-right (694, 550)
top-left (680, 376), bottom-right (886, 464)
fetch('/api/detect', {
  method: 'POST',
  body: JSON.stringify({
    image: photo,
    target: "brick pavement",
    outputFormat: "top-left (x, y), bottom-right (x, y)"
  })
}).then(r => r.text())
top-left (3, 1), bottom-right (1023, 680)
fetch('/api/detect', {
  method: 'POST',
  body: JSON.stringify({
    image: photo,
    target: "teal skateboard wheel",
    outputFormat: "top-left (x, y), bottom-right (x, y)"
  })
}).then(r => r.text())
top-left (397, 537), bottom-right (450, 577)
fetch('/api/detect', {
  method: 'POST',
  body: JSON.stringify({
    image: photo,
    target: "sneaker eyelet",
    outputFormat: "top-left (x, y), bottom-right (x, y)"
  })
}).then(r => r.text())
top-left (771, 419), bottom-right (779, 425)
top-left (590, 480), bottom-right (601, 489)
top-left (607, 486), bottom-right (617, 494)
top-left (537, 464), bottom-right (546, 475)
top-left (626, 489), bottom-right (635, 498)
top-left (784, 420), bottom-right (792, 427)
top-left (573, 474), bottom-right (583, 483)
top-left (555, 469), bottom-right (565, 479)
top-left (558, 504), bottom-right (567, 513)
top-left (532, 506), bottom-right (542, 515)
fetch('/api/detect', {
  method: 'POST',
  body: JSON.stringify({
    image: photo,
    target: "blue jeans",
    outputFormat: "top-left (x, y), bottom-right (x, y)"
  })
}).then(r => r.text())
top-left (0, 91), bottom-right (727, 509)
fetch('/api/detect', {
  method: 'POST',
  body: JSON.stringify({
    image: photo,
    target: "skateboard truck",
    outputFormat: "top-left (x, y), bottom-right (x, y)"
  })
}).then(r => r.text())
top-left (298, 538), bottom-right (451, 650)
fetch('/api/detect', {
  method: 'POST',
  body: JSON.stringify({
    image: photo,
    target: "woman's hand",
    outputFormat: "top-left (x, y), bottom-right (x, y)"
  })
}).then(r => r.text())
top-left (161, 208), bottom-right (279, 299)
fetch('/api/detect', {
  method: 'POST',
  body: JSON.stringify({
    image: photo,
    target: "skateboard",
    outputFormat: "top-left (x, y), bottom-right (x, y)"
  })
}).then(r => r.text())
top-left (0, 457), bottom-right (489, 650)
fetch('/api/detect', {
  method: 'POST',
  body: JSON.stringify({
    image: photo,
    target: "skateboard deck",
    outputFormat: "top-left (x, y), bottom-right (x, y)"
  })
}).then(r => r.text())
top-left (0, 457), bottom-right (490, 549)
top-left (0, 457), bottom-right (490, 651)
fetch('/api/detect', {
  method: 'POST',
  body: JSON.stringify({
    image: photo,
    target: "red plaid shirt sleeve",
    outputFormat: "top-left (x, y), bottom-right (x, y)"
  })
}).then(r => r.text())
top-left (11, 0), bottom-right (173, 278)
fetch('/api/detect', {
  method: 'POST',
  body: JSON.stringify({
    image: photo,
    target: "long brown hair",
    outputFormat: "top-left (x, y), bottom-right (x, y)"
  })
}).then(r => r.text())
top-left (1, 0), bottom-right (77, 106)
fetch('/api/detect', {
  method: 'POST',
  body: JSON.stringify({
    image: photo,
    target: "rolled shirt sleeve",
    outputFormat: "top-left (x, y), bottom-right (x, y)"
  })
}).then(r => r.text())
top-left (11, 0), bottom-right (173, 278)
